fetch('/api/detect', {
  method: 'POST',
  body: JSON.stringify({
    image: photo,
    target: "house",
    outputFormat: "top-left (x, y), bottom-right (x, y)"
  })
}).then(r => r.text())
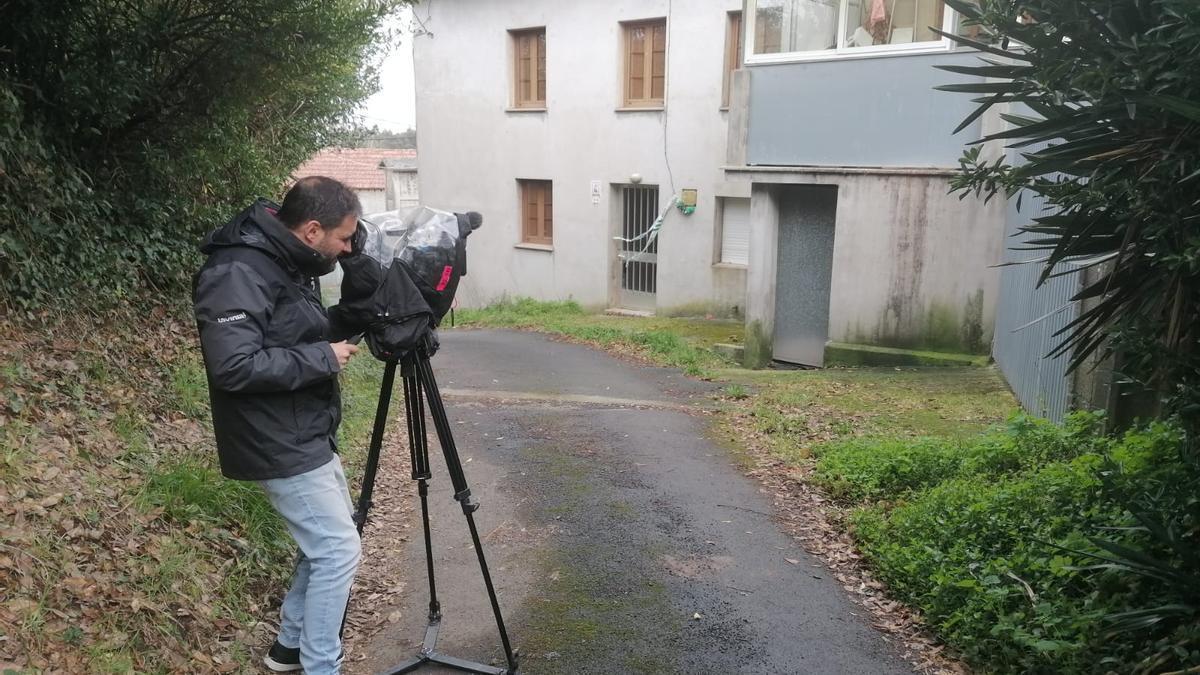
top-left (413, 0), bottom-right (744, 318)
top-left (294, 147), bottom-right (419, 214)
top-left (413, 0), bottom-right (1006, 368)
top-left (381, 156), bottom-right (420, 210)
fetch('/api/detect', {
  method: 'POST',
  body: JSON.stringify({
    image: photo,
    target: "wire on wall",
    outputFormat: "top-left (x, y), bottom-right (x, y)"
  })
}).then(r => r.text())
top-left (410, 0), bottom-right (435, 38)
top-left (661, 0), bottom-right (678, 198)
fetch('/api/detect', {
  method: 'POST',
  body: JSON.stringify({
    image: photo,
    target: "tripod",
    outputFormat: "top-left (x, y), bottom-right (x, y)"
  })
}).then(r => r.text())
top-left (350, 339), bottom-right (519, 674)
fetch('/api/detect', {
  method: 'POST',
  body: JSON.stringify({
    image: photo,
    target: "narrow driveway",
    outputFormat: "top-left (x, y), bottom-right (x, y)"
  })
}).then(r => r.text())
top-left (359, 330), bottom-right (914, 675)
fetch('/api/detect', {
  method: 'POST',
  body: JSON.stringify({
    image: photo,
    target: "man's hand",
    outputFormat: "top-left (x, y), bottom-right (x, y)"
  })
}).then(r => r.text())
top-left (330, 341), bottom-right (359, 368)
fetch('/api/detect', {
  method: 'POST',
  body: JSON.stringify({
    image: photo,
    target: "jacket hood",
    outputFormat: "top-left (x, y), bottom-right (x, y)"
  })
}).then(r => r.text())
top-left (200, 198), bottom-right (333, 277)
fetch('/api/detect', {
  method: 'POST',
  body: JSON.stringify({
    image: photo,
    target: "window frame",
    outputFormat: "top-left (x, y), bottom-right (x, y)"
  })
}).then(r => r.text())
top-left (715, 197), bottom-right (751, 267)
top-left (518, 179), bottom-right (553, 246)
top-left (722, 11), bottom-right (743, 109)
top-left (510, 27), bottom-right (547, 109)
top-left (744, 0), bottom-right (962, 65)
top-left (621, 18), bottom-right (668, 109)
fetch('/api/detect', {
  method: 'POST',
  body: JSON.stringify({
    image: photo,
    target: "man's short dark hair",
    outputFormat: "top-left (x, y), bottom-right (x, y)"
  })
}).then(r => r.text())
top-left (277, 176), bottom-right (363, 230)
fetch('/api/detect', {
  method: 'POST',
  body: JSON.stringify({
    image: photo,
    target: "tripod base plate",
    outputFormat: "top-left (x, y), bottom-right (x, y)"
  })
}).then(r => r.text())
top-left (384, 651), bottom-right (512, 675)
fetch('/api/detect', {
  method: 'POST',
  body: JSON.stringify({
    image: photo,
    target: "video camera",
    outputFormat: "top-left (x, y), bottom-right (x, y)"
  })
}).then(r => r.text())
top-left (329, 207), bottom-right (482, 362)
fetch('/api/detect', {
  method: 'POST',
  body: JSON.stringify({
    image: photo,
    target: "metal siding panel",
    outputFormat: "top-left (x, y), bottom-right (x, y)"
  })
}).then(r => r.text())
top-left (992, 187), bottom-right (1080, 423)
top-left (745, 52), bottom-right (989, 167)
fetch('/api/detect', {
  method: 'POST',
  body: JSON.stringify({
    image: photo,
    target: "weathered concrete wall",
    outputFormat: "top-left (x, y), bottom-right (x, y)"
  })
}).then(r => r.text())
top-left (741, 168), bottom-right (1006, 364)
top-left (711, 266), bottom-right (747, 319)
top-left (744, 184), bottom-right (780, 367)
top-left (829, 174), bottom-right (1003, 353)
top-left (413, 0), bottom-right (741, 312)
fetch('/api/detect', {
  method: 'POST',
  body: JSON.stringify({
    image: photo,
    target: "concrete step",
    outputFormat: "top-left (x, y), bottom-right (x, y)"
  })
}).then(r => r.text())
top-left (604, 308), bottom-right (655, 318)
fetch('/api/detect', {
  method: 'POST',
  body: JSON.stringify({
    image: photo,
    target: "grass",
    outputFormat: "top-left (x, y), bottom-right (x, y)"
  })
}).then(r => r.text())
top-left (736, 367), bottom-right (1016, 462)
top-left (451, 297), bottom-right (741, 377)
top-left (454, 298), bottom-right (1016, 461)
top-left (169, 359), bottom-right (209, 419)
top-left (0, 315), bottom-right (391, 673)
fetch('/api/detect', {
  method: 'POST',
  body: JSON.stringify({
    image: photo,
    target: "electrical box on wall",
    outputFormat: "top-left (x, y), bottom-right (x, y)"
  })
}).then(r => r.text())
top-left (678, 188), bottom-right (698, 216)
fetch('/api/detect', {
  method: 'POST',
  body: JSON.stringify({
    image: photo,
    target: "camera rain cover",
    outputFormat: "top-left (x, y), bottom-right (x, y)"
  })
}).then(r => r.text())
top-left (331, 206), bottom-right (479, 361)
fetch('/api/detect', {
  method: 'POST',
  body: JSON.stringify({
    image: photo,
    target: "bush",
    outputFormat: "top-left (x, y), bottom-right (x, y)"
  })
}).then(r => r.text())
top-left (0, 1), bottom-right (403, 310)
top-left (813, 437), bottom-right (966, 502)
top-left (813, 412), bottom-right (1104, 502)
top-left (941, 0), bottom-right (1200, 417)
top-left (848, 420), bottom-right (1198, 673)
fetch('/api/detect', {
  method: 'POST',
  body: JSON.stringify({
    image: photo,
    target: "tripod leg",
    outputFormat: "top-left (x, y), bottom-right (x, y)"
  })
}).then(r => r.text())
top-left (400, 362), bottom-right (443, 627)
top-left (342, 359), bottom-right (398, 639)
top-left (415, 356), bottom-right (519, 673)
top-left (352, 360), bottom-right (398, 533)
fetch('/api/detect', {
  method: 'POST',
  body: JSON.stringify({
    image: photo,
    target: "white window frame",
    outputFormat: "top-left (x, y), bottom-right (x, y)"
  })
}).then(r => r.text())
top-left (744, 0), bottom-right (962, 65)
top-left (716, 197), bottom-right (751, 267)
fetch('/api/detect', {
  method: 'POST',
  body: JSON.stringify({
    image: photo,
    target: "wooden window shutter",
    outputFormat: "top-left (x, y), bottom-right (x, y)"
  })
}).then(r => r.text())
top-left (520, 180), bottom-right (553, 245)
top-left (512, 29), bottom-right (545, 107)
top-left (541, 183), bottom-right (553, 241)
top-left (723, 12), bottom-right (743, 107)
top-left (650, 22), bottom-right (666, 100)
top-left (624, 19), bottom-right (666, 107)
top-left (536, 31), bottom-right (546, 103)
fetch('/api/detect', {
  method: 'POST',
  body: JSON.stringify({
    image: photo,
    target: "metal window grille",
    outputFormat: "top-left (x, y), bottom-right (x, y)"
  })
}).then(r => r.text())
top-left (620, 185), bottom-right (658, 295)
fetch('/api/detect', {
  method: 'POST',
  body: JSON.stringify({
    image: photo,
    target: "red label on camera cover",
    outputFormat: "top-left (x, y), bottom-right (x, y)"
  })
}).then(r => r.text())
top-left (436, 266), bottom-right (453, 291)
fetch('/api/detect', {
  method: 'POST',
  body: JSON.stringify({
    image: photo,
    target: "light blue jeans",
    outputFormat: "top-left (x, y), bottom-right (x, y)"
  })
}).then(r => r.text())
top-left (258, 456), bottom-right (361, 675)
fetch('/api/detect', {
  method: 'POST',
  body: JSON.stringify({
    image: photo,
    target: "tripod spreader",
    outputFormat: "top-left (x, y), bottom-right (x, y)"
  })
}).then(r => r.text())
top-left (345, 343), bottom-right (519, 675)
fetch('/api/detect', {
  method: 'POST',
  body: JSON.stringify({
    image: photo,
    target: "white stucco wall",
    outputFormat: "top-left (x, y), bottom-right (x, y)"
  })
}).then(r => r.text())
top-left (413, 0), bottom-right (743, 312)
top-left (357, 189), bottom-right (387, 216)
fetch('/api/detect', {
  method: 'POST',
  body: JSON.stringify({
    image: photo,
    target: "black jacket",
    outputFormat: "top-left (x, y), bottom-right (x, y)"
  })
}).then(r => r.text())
top-left (192, 199), bottom-right (346, 481)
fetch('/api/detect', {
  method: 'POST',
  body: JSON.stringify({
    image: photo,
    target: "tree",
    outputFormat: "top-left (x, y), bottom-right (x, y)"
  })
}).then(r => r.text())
top-left (938, 0), bottom-right (1200, 423)
top-left (337, 124), bottom-right (418, 149)
top-left (0, 0), bottom-right (409, 309)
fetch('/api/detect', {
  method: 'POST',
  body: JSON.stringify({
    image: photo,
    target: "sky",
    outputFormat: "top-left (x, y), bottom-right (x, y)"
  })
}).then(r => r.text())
top-left (357, 7), bottom-right (418, 131)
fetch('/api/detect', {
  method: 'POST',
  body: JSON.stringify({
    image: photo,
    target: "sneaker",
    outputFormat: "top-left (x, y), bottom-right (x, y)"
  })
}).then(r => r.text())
top-left (263, 640), bottom-right (302, 672)
top-left (262, 640), bottom-right (345, 672)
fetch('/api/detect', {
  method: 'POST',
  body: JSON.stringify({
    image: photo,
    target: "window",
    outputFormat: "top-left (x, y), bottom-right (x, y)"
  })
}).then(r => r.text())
top-left (511, 28), bottom-right (546, 108)
top-left (718, 198), bottom-right (750, 266)
top-left (622, 19), bottom-right (666, 108)
top-left (748, 0), bottom-right (960, 61)
top-left (519, 180), bottom-right (553, 245)
top-left (722, 12), bottom-right (743, 108)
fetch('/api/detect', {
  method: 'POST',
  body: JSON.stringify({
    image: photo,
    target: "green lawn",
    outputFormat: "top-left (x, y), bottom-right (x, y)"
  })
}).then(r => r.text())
top-left (450, 298), bottom-right (1016, 450)
top-left (451, 297), bottom-right (741, 377)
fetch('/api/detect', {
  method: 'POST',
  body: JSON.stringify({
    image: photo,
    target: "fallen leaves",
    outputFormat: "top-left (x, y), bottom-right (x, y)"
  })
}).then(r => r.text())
top-left (0, 315), bottom-right (294, 673)
top-left (723, 405), bottom-right (970, 675)
top-left (339, 421), bottom-right (417, 671)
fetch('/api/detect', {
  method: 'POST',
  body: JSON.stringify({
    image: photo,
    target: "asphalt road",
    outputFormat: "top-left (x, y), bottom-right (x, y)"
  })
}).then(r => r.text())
top-left (358, 329), bottom-right (914, 675)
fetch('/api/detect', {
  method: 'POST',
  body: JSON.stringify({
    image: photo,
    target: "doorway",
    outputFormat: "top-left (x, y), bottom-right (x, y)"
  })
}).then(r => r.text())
top-left (616, 185), bottom-right (659, 311)
top-left (772, 185), bottom-right (838, 366)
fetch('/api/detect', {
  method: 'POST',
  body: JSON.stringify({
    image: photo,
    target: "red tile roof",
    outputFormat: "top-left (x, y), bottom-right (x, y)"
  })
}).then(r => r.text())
top-left (293, 148), bottom-right (417, 191)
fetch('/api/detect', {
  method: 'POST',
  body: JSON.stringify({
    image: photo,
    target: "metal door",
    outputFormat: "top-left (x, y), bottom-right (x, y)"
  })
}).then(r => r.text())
top-left (773, 185), bottom-right (837, 366)
top-left (617, 185), bottom-right (659, 311)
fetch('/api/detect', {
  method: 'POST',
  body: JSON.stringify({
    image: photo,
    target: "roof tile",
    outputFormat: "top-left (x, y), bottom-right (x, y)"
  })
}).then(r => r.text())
top-left (293, 147), bottom-right (417, 191)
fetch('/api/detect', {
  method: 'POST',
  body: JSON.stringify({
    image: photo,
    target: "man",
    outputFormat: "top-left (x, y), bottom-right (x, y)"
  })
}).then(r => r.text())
top-left (192, 176), bottom-right (363, 674)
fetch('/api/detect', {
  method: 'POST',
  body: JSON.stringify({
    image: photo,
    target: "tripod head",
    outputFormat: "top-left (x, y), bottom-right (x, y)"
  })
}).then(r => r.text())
top-left (329, 207), bottom-right (482, 362)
